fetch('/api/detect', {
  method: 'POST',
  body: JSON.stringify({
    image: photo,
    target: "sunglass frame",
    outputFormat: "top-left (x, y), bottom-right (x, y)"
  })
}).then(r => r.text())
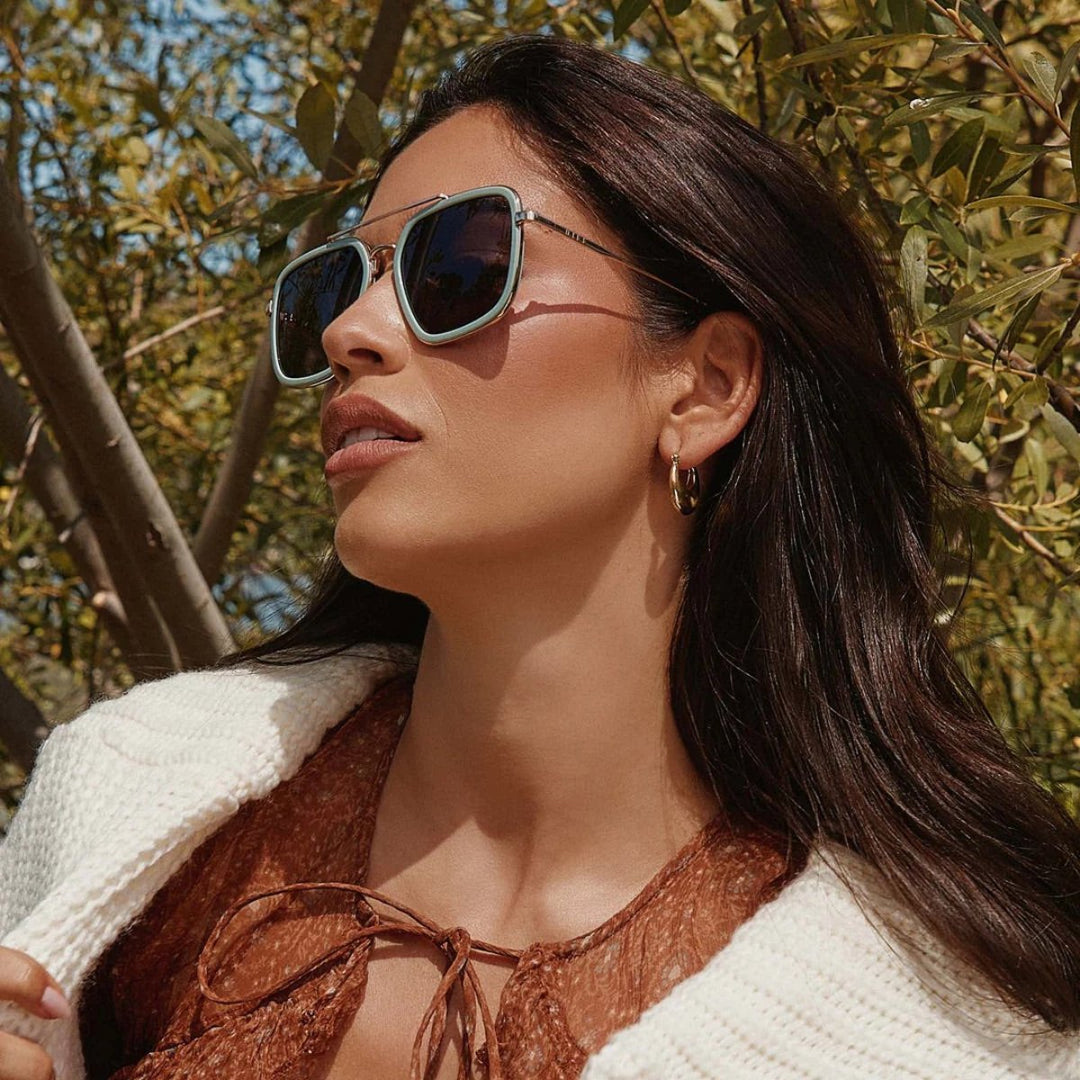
top-left (268, 185), bottom-right (527, 388)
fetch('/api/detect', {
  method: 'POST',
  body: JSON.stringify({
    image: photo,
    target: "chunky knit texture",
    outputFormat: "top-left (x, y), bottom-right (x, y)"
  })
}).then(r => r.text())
top-left (0, 643), bottom-right (1076, 1079)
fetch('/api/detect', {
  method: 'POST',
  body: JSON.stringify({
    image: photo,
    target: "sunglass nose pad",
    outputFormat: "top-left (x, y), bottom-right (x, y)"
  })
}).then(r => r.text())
top-left (368, 243), bottom-right (395, 280)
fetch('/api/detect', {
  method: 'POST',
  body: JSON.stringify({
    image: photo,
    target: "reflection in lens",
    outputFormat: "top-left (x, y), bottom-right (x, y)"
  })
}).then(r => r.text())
top-left (276, 247), bottom-right (366, 379)
top-left (400, 195), bottom-right (512, 335)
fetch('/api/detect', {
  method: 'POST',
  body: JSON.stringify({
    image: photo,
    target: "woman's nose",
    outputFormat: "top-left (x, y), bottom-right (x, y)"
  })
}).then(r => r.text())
top-left (321, 242), bottom-right (403, 381)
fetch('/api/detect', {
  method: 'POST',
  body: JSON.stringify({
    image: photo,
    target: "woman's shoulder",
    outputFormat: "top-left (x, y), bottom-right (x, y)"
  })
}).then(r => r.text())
top-left (0, 644), bottom-right (417, 942)
top-left (582, 839), bottom-right (1080, 1079)
top-left (48, 642), bottom-right (418, 751)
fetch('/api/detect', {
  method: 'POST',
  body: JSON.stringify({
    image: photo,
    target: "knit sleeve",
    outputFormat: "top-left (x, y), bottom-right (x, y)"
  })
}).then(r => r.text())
top-left (0, 648), bottom-right (417, 982)
top-left (579, 842), bottom-right (1080, 1080)
top-left (0, 667), bottom-right (200, 953)
top-left (0, 721), bottom-right (80, 943)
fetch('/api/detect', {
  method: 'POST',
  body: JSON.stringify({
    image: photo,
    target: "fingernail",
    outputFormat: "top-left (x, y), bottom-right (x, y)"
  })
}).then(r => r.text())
top-left (40, 985), bottom-right (71, 1019)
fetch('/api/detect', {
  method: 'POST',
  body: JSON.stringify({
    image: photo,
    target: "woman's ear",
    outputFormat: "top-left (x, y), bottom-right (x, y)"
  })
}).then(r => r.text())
top-left (657, 310), bottom-right (763, 472)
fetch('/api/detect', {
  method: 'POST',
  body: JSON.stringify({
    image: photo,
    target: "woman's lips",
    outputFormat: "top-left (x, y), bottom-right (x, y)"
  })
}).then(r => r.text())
top-left (324, 436), bottom-right (420, 479)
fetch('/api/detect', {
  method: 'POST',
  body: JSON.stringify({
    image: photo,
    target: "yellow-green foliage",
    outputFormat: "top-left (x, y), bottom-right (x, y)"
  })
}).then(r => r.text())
top-left (1, 0), bottom-right (1078, 824)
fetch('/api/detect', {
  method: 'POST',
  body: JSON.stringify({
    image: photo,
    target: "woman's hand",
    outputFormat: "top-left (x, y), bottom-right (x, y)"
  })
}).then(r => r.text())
top-left (0, 947), bottom-right (69, 1080)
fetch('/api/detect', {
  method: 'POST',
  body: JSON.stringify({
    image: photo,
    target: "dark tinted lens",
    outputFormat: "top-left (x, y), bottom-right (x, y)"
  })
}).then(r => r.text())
top-left (399, 195), bottom-right (513, 335)
top-left (275, 246), bottom-right (366, 379)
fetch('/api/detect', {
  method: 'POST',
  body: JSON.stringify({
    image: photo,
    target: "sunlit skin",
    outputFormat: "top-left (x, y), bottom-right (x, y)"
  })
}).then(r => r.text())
top-left (315, 104), bottom-right (764, 1074)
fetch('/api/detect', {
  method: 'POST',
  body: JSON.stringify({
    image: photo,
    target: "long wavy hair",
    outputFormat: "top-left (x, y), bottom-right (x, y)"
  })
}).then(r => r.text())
top-left (216, 33), bottom-right (1080, 1032)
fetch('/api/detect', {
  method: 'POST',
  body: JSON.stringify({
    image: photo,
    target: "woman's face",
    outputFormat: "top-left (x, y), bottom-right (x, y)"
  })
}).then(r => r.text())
top-left (319, 104), bottom-right (677, 601)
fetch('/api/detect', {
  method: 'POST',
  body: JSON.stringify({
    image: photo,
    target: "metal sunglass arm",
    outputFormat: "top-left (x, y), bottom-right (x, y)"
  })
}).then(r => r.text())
top-left (517, 210), bottom-right (702, 305)
top-left (324, 193), bottom-right (451, 244)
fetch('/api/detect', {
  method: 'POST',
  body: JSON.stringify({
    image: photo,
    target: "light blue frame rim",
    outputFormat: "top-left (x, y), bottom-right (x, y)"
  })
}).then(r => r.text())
top-left (268, 241), bottom-right (370, 388)
top-left (268, 184), bottom-right (526, 389)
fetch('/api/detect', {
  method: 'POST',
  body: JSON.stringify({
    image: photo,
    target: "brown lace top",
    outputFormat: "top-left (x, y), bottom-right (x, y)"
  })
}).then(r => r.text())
top-left (79, 671), bottom-right (806, 1080)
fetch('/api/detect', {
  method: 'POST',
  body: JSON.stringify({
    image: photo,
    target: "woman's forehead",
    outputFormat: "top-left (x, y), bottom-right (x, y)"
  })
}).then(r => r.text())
top-left (360, 107), bottom-right (568, 235)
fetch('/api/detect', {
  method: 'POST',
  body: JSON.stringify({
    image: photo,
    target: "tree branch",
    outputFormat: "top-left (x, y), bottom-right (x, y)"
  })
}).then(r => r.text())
top-left (122, 303), bottom-right (225, 361)
top-left (991, 503), bottom-right (1075, 578)
top-left (648, 0), bottom-right (700, 86)
top-left (0, 341), bottom-right (184, 677)
top-left (0, 166), bottom-right (234, 668)
top-left (0, 667), bottom-right (47, 775)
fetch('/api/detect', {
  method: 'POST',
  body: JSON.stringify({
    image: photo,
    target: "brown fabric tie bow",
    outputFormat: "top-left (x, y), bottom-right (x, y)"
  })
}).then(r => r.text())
top-left (197, 881), bottom-right (524, 1080)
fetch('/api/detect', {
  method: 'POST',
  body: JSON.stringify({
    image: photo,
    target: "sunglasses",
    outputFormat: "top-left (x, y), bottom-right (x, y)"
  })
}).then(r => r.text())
top-left (266, 183), bottom-right (702, 388)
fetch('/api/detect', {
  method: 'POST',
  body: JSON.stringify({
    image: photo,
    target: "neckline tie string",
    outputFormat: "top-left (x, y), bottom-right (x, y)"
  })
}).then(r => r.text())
top-left (197, 880), bottom-right (525, 1080)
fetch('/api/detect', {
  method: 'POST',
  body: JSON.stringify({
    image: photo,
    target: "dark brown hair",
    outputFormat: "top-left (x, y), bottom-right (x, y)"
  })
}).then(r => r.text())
top-left (217, 33), bottom-right (1080, 1032)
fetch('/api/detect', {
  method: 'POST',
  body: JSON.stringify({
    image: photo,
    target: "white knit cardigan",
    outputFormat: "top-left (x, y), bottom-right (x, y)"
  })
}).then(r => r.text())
top-left (0, 643), bottom-right (1077, 1079)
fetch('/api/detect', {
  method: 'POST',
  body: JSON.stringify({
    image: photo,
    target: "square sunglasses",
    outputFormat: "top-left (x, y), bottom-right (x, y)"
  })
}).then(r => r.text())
top-left (266, 183), bottom-right (702, 388)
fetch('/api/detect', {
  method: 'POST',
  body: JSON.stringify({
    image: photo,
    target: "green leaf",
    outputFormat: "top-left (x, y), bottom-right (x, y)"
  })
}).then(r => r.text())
top-left (1033, 327), bottom-right (1063, 372)
top-left (931, 118), bottom-right (983, 178)
top-left (1024, 52), bottom-right (1060, 112)
top-left (958, 1), bottom-right (1005, 51)
top-left (772, 87), bottom-right (798, 134)
top-left (613, 0), bottom-right (650, 39)
top-left (131, 74), bottom-right (172, 129)
top-left (900, 225), bottom-right (928, 321)
top-left (929, 354), bottom-right (958, 407)
top-left (1071, 94), bottom-right (1080, 198)
top-left (295, 82), bottom-right (337, 173)
top-left (759, 23), bottom-right (795, 62)
top-left (1053, 38), bottom-right (1080, 108)
top-left (910, 119), bottom-right (930, 164)
top-left (963, 242), bottom-right (982, 283)
top-left (1025, 436), bottom-right (1050, 497)
top-left (1004, 375), bottom-right (1048, 413)
top-left (984, 233), bottom-right (1059, 264)
top-left (263, 190), bottom-right (330, 232)
top-left (116, 165), bottom-right (140, 201)
top-left (967, 135), bottom-right (1006, 200)
top-left (887, 0), bottom-right (926, 34)
top-left (309, 65), bottom-right (340, 95)
top-left (924, 262), bottom-right (1066, 328)
top-left (900, 193), bottom-right (930, 223)
top-left (733, 8), bottom-right (771, 37)
top-left (256, 236), bottom-right (291, 281)
top-left (952, 379), bottom-right (992, 441)
top-left (343, 91), bottom-right (383, 157)
top-left (124, 136), bottom-right (152, 167)
top-left (997, 291), bottom-right (1042, 358)
top-left (883, 91), bottom-right (992, 128)
top-left (966, 195), bottom-right (1080, 214)
top-left (190, 115), bottom-right (259, 181)
top-left (933, 39), bottom-right (981, 61)
top-left (775, 33), bottom-right (929, 68)
top-left (930, 208), bottom-right (970, 260)
top-left (814, 114), bottom-right (837, 156)
top-left (1040, 404), bottom-right (1080, 464)
top-left (664, 0), bottom-right (692, 14)
top-left (240, 105), bottom-right (297, 137)
top-left (984, 156), bottom-right (1043, 197)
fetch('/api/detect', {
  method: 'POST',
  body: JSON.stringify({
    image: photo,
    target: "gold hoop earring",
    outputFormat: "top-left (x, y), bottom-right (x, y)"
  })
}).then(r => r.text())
top-left (669, 452), bottom-right (700, 515)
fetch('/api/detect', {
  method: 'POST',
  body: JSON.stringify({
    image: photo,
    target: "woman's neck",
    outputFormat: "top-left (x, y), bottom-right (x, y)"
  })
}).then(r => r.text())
top-left (363, 559), bottom-right (723, 945)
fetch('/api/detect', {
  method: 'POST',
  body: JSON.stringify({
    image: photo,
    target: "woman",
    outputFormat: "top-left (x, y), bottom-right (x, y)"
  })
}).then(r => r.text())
top-left (1, 32), bottom-right (1079, 1080)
